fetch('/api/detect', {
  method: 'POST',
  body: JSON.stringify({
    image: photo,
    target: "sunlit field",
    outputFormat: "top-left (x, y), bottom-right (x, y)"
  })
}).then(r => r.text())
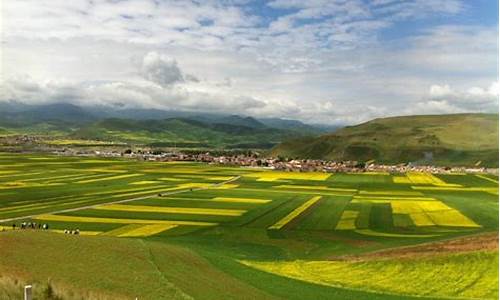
top-left (0, 153), bottom-right (498, 299)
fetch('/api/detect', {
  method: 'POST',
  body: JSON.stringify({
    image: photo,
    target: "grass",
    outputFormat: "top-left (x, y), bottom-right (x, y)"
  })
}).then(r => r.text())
top-left (271, 113), bottom-right (499, 167)
top-left (0, 231), bottom-right (274, 300)
top-left (0, 153), bottom-right (497, 299)
top-left (241, 251), bottom-right (498, 299)
top-left (268, 196), bottom-right (321, 230)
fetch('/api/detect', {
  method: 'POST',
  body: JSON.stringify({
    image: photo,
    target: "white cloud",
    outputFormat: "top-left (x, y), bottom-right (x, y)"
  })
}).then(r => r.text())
top-left (140, 52), bottom-right (184, 87)
top-left (412, 82), bottom-right (499, 114)
top-left (0, 0), bottom-right (497, 125)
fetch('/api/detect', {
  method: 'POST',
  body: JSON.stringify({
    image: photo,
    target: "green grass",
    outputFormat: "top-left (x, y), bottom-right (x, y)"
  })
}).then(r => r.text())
top-left (241, 251), bottom-right (498, 299)
top-left (271, 113), bottom-right (499, 167)
top-left (0, 153), bottom-right (497, 299)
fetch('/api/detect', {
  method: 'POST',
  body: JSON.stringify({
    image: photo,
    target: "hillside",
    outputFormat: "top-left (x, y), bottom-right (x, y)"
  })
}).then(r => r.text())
top-left (0, 102), bottom-right (327, 149)
top-left (0, 231), bottom-right (274, 300)
top-left (71, 117), bottom-right (304, 148)
top-left (271, 114), bottom-right (499, 166)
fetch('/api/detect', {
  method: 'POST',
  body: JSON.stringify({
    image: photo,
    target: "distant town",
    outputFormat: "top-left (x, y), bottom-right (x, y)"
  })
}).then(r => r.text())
top-left (59, 148), bottom-right (497, 175)
top-left (1, 135), bottom-right (497, 175)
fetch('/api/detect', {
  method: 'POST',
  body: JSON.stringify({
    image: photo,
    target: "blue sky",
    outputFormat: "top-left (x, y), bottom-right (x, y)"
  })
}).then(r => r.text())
top-left (1, 0), bottom-right (498, 124)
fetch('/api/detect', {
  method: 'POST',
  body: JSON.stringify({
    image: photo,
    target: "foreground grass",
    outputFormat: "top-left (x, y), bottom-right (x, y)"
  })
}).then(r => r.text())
top-left (241, 251), bottom-right (498, 299)
top-left (0, 231), bottom-right (274, 300)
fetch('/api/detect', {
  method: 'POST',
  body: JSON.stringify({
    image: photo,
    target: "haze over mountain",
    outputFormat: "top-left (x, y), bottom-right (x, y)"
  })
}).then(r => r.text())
top-left (0, 102), bottom-right (330, 149)
top-left (271, 114), bottom-right (499, 167)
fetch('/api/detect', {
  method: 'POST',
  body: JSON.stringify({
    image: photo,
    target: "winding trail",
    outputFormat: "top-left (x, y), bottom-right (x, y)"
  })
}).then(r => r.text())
top-left (0, 175), bottom-right (241, 223)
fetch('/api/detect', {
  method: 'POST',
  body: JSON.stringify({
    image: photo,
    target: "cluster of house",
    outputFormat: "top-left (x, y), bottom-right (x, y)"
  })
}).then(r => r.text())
top-left (51, 149), bottom-right (499, 175)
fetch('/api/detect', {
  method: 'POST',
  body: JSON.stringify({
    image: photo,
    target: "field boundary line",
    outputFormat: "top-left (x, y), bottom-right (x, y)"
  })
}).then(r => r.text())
top-left (0, 176), bottom-right (241, 223)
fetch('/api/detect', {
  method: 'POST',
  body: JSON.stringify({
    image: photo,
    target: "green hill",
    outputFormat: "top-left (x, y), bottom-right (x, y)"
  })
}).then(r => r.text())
top-left (72, 117), bottom-right (305, 149)
top-left (270, 114), bottom-right (499, 167)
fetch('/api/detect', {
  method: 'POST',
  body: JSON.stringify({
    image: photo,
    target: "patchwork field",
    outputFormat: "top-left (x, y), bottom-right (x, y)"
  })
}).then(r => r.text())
top-left (0, 153), bottom-right (497, 299)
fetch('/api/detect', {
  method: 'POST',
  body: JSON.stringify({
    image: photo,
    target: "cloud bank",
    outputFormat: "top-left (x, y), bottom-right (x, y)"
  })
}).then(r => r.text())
top-left (1, 0), bottom-right (497, 124)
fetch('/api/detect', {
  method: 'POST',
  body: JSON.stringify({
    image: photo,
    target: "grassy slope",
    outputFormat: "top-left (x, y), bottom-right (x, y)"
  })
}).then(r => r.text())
top-left (271, 113), bottom-right (499, 166)
top-left (0, 231), bottom-right (275, 300)
top-left (241, 251), bottom-right (498, 299)
top-left (72, 118), bottom-right (305, 148)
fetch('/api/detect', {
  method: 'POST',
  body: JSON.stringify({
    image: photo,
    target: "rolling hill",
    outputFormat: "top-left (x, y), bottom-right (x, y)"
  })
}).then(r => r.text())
top-left (0, 102), bottom-right (326, 149)
top-left (270, 113), bottom-right (499, 167)
top-left (72, 117), bottom-right (302, 148)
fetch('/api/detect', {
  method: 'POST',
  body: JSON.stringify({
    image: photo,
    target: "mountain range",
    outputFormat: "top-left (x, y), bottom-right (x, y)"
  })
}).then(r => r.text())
top-left (0, 102), bottom-right (336, 149)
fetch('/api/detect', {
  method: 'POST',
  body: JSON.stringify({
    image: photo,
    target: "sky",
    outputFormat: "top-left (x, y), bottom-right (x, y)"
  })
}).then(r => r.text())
top-left (0, 0), bottom-right (498, 125)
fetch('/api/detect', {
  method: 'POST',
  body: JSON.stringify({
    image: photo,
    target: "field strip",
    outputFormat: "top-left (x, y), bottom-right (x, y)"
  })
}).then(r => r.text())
top-left (212, 197), bottom-right (271, 204)
top-left (0, 172), bottom-right (44, 179)
top-left (34, 214), bottom-right (217, 226)
top-left (95, 204), bottom-right (246, 216)
top-left (355, 229), bottom-right (440, 238)
top-left (274, 185), bottom-right (357, 192)
top-left (83, 185), bottom-right (166, 196)
top-left (268, 196), bottom-right (322, 230)
top-left (353, 196), bottom-right (435, 201)
top-left (0, 175), bottom-right (241, 223)
top-left (335, 210), bottom-right (359, 230)
top-left (411, 186), bottom-right (499, 195)
top-left (236, 187), bottom-right (355, 197)
top-left (130, 180), bottom-right (162, 185)
top-left (475, 174), bottom-right (499, 184)
top-left (51, 230), bottom-right (102, 236)
top-left (109, 184), bottom-right (212, 198)
top-left (0, 182), bottom-right (66, 190)
top-left (101, 224), bottom-right (144, 236)
top-left (51, 173), bottom-right (117, 182)
top-left (0, 171), bottom-right (18, 175)
top-left (358, 191), bottom-right (423, 196)
top-left (117, 224), bottom-right (177, 237)
top-left (20, 173), bottom-right (91, 182)
top-left (77, 173), bottom-right (144, 184)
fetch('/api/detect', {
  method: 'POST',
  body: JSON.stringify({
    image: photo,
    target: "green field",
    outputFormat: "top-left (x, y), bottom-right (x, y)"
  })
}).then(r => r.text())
top-left (0, 153), bottom-right (498, 299)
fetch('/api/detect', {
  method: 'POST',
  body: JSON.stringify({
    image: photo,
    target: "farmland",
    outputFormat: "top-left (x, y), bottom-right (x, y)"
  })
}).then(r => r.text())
top-left (0, 153), bottom-right (498, 299)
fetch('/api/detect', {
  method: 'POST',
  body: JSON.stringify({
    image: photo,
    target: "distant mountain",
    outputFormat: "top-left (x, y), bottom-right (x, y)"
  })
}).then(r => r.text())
top-left (0, 102), bottom-right (333, 148)
top-left (72, 117), bottom-right (302, 148)
top-left (0, 102), bottom-right (328, 131)
top-left (258, 118), bottom-right (327, 135)
top-left (0, 103), bottom-right (97, 129)
top-left (271, 114), bottom-right (499, 167)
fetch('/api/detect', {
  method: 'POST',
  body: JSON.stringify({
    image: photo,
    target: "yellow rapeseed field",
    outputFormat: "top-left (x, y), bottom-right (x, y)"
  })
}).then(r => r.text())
top-left (77, 173), bottom-right (144, 184)
top-left (274, 185), bottom-right (357, 192)
top-left (130, 181), bottom-right (161, 185)
top-left (358, 190), bottom-right (423, 196)
top-left (35, 214), bottom-right (218, 226)
top-left (245, 171), bottom-right (331, 182)
top-left (391, 200), bottom-right (479, 227)
top-left (212, 197), bottom-right (271, 204)
top-left (393, 172), bottom-right (462, 187)
top-left (355, 229), bottom-right (438, 238)
top-left (268, 196), bottom-right (322, 230)
top-left (117, 224), bottom-right (177, 237)
top-left (412, 186), bottom-right (499, 195)
top-left (158, 177), bottom-right (187, 181)
top-left (51, 230), bottom-right (102, 236)
top-left (335, 210), bottom-right (359, 230)
top-left (210, 184), bottom-right (239, 189)
top-left (96, 204), bottom-right (247, 216)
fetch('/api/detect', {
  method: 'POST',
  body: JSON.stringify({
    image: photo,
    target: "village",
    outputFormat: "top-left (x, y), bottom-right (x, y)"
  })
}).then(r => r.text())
top-left (52, 147), bottom-right (498, 175)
